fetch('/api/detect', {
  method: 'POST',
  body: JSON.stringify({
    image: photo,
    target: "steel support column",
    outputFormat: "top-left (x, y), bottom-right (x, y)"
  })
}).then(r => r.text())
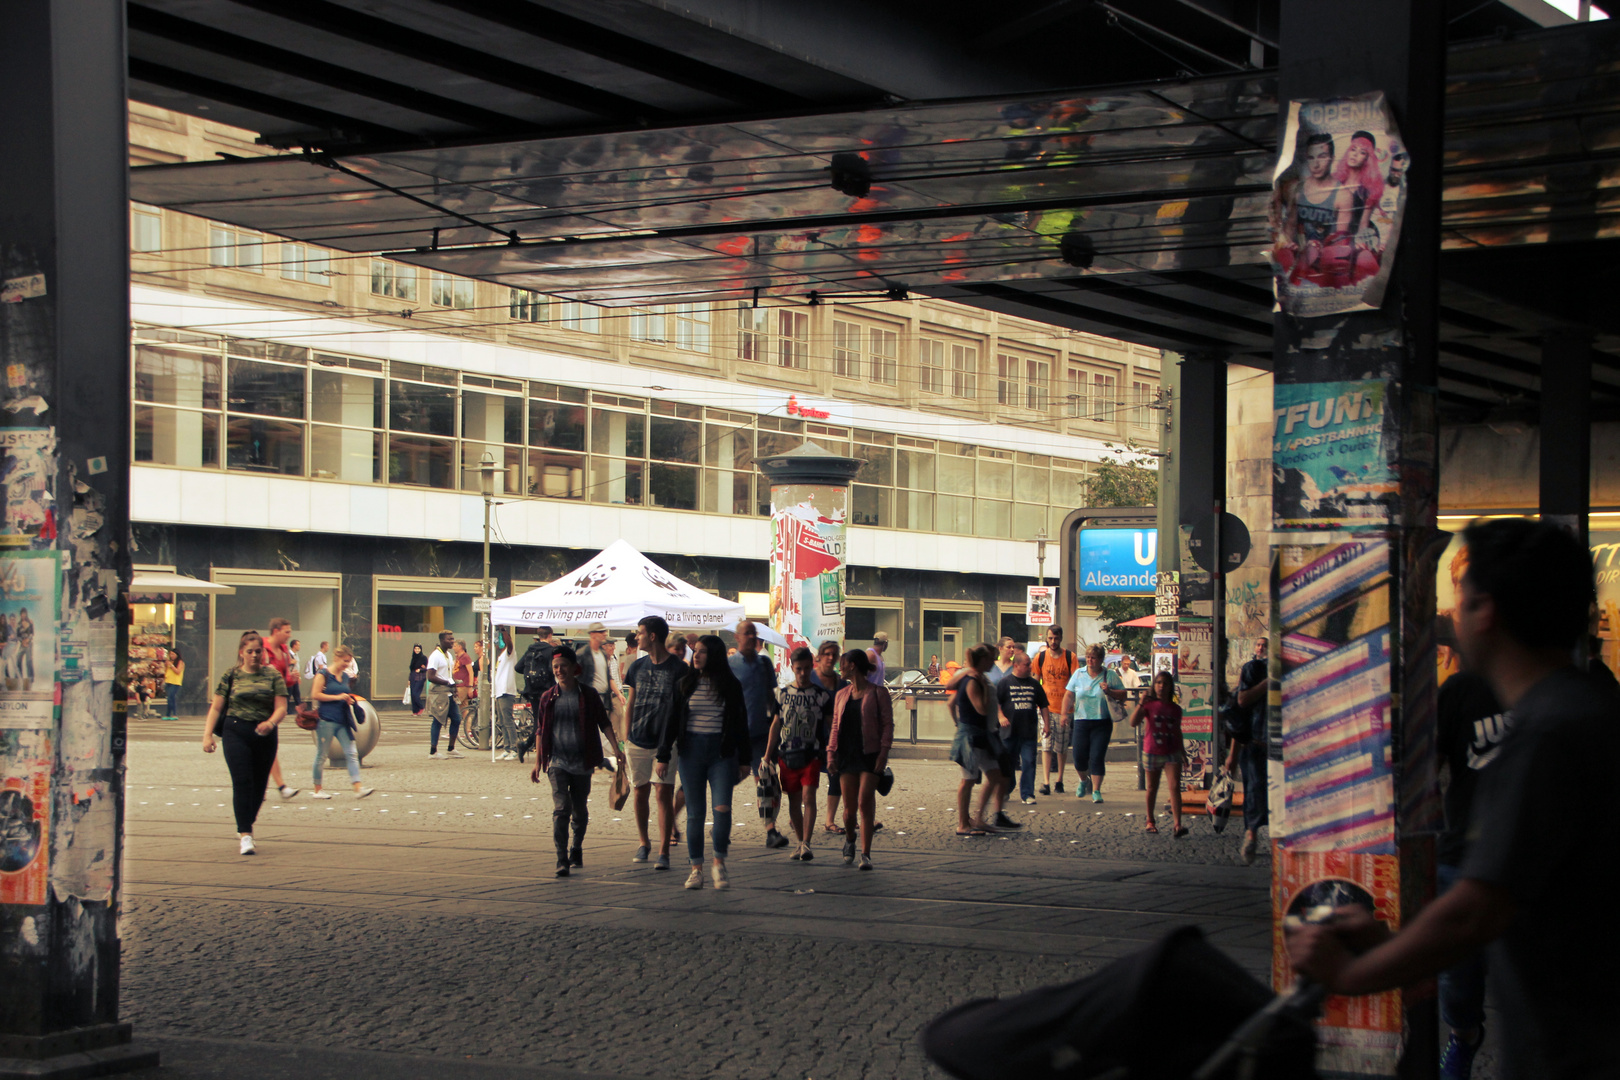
top-left (0, 2), bottom-right (152, 1076)
top-left (1178, 353), bottom-right (1227, 775)
top-left (1539, 332), bottom-right (1592, 552)
top-left (1273, 1), bottom-right (1445, 1076)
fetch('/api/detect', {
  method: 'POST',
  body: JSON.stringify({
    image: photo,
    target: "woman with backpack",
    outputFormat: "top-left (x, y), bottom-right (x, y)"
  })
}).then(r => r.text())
top-left (201, 630), bottom-right (288, 855)
top-left (657, 634), bottom-right (749, 890)
top-left (308, 645), bottom-right (374, 800)
top-left (1130, 670), bottom-right (1186, 837)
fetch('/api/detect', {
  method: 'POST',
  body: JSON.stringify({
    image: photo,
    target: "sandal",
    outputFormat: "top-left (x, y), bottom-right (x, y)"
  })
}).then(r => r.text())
top-left (955, 828), bottom-right (987, 837)
top-left (824, 823), bottom-right (845, 835)
top-left (1144, 823), bottom-right (1159, 834)
top-left (1173, 826), bottom-right (1189, 839)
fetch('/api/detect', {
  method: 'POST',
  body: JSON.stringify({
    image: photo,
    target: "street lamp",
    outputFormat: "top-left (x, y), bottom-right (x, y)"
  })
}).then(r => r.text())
top-left (1034, 527), bottom-right (1049, 586)
top-left (479, 451), bottom-right (496, 762)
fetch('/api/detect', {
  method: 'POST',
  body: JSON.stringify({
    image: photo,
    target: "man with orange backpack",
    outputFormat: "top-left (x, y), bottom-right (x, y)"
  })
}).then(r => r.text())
top-left (1033, 626), bottom-right (1078, 797)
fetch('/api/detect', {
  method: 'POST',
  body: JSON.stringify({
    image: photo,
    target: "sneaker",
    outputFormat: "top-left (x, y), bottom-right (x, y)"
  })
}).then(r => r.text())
top-left (1240, 833), bottom-right (1258, 865)
top-left (569, 846), bottom-right (583, 868)
top-left (1022, 797), bottom-right (1037, 805)
top-left (1038, 784), bottom-right (1051, 797)
top-left (633, 845), bottom-right (650, 863)
top-left (766, 829), bottom-right (790, 849)
top-left (684, 867), bottom-right (704, 890)
top-left (653, 853), bottom-right (670, 871)
top-left (431, 751), bottom-right (448, 760)
top-left (279, 785), bottom-right (300, 800)
top-left (858, 853), bottom-right (873, 871)
top-left (239, 835), bottom-right (256, 856)
top-left (994, 811), bottom-right (1023, 830)
top-left (356, 788), bottom-right (374, 799)
top-left (1053, 781), bottom-right (1064, 794)
top-left (554, 863), bottom-right (570, 878)
top-left (1440, 1029), bottom-right (1484, 1080)
top-left (310, 790), bottom-right (333, 800)
top-left (712, 861), bottom-right (729, 890)
top-left (444, 749), bottom-right (464, 759)
top-left (1091, 791), bottom-right (1104, 804)
top-left (1077, 777), bottom-right (1091, 797)
top-left (842, 840), bottom-right (856, 866)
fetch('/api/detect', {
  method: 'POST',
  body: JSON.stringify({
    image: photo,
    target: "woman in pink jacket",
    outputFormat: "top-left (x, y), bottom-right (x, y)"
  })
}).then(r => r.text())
top-left (827, 650), bottom-right (893, 871)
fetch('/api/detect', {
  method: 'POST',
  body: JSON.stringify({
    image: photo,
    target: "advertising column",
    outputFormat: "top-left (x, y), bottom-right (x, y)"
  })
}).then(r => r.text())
top-left (757, 442), bottom-right (864, 662)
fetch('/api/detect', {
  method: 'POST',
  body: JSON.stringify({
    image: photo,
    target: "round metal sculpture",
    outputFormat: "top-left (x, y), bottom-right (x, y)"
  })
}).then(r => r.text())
top-left (315, 698), bottom-right (381, 764)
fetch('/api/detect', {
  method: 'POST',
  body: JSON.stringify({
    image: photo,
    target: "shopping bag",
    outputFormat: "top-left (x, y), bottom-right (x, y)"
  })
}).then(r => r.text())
top-left (1207, 767), bottom-right (1235, 834)
top-left (609, 746), bottom-right (631, 811)
top-left (401, 684), bottom-right (412, 706)
top-left (756, 761), bottom-right (781, 821)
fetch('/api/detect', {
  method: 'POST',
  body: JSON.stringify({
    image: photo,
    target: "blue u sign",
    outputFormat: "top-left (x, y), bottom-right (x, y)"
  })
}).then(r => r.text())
top-left (1077, 528), bottom-right (1157, 595)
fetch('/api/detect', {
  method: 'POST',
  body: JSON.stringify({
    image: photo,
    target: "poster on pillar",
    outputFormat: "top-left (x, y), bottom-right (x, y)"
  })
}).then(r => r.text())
top-left (1269, 91), bottom-right (1407, 318)
top-left (1273, 381), bottom-right (1400, 530)
top-left (0, 550), bottom-right (60, 727)
top-left (1277, 540), bottom-right (1396, 854)
top-left (0, 727), bottom-right (50, 906)
top-left (769, 485), bottom-right (848, 659)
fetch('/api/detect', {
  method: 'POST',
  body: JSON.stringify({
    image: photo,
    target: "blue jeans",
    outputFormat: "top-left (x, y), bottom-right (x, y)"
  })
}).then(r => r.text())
top-left (314, 719), bottom-right (362, 786)
top-left (678, 733), bottom-right (737, 864)
top-left (1437, 863), bottom-right (1487, 1030)
top-left (165, 684), bottom-right (181, 718)
top-left (1008, 734), bottom-right (1038, 800)
top-left (1072, 720), bottom-right (1111, 776)
top-left (1240, 741), bottom-right (1269, 832)
top-left (429, 696), bottom-right (461, 753)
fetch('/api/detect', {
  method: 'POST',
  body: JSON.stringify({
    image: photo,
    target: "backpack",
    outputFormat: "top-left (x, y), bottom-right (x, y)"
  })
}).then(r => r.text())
top-left (1034, 649), bottom-right (1075, 683)
top-left (517, 641), bottom-right (557, 702)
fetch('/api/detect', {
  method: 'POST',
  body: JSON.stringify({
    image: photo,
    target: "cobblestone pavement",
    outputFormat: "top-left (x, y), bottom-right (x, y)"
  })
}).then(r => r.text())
top-left (119, 719), bottom-right (1499, 1080)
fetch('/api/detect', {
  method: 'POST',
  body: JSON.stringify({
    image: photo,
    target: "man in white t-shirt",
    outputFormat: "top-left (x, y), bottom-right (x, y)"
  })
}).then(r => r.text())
top-left (492, 627), bottom-right (520, 760)
top-left (426, 630), bottom-right (463, 759)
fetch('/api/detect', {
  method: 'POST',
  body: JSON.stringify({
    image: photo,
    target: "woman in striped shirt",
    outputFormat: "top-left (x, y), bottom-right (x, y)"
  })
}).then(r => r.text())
top-left (658, 633), bottom-right (749, 890)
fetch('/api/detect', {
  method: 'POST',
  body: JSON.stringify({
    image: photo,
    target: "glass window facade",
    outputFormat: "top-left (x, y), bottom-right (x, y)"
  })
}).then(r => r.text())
top-left (131, 329), bottom-right (1107, 536)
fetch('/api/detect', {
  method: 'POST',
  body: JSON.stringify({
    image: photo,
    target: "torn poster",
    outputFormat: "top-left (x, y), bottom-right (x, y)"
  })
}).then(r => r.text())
top-left (0, 728), bottom-right (51, 905)
top-left (0, 428), bottom-right (56, 547)
top-left (51, 780), bottom-right (116, 903)
top-left (0, 550), bottom-right (61, 727)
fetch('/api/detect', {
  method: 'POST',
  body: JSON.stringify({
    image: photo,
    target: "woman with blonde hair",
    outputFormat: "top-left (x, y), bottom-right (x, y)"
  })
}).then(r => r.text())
top-left (308, 645), bottom-right (373, 800)
top-left (202, 630), bottom-right (288, 855)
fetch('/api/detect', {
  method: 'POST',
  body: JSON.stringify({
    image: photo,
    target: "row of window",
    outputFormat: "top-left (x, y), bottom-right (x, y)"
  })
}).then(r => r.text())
top-left (131, 329), bottom-right (1120, 539)
top-left (133, 207), bottom-right (1160, 421)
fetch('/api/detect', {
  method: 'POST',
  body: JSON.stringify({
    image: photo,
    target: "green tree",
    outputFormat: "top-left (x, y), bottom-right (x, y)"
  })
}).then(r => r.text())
top-left (1089, 444), bottom-right (1159, 657)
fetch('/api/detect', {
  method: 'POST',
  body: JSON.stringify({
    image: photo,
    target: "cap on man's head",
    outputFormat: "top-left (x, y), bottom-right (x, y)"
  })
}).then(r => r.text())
top-left (587, 621), bottom-right (608, 634)
top-left (873, 631), bottom-right (889, 645)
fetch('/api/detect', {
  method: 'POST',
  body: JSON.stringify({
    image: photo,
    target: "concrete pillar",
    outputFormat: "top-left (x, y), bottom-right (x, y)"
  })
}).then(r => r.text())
top-left (1539, 332), bottom-right (1592, 551)
top-left (0, 1), bottom-right (155, 1075)
top-left (1271, 1), bottom-right (1445, 1075)
top-left (1177, 354), bottom-right (1227, 776)
top-left (757, 443), bottom-right (862, 659)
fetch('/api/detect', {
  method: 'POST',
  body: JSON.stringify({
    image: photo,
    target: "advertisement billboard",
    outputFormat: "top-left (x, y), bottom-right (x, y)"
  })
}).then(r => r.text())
top-left (1076, 527), bottom-right (1157, 595)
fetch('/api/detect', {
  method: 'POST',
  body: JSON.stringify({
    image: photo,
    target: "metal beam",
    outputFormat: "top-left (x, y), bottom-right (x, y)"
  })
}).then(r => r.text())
top-left (129, 4), bottom-right (536, 134)
top-left (128, 58), bottom-right (418, 144)
top-left (224, 0), bottom-right (667, 123)
top-left (425, 0), bottom-right (809, 108)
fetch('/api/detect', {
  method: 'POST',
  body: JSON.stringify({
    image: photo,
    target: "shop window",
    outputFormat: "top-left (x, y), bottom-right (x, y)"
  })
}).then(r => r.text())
top-left (852, 484), bottom-right (890, 527)
top-left (896, 491), bottom-right (933, 531)
top-left (701, 469), bottom-right (753, 516)
top-left (923, 607), bottom-right (983, 668)
top-left (134, 406), bottom-right (218, 469)
top-left (211, 575), bottom-right (339, 692)
top-left (226, 416), bottom-right (304, 476)
top-left (136, 346), bottom-right (221, 409)
top-left (228, 358), bottom-right (304, 419)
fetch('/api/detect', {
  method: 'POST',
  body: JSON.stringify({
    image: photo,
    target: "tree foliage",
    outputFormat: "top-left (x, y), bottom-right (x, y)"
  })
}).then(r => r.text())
top-left (1089, 445), bottom-right (1159, 656)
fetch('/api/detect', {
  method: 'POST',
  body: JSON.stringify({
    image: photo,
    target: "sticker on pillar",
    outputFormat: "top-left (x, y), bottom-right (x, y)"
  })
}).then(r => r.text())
top-left (0, 550), bottom-right (61, 726)
top-left (0, 429), bottom-right (56, 548)
top-left (769, 485), bottom-right (847, 657)
top-left (1272, 850), bottom-right (1403, 1074)
top-left (1273, 382), bottom-right (1399, 529)
top-left (1025, 585), bottom-right (1055, 626)
top-left (0, 728), bottom-right (51, 905)
top-left (1269, 91), bottom-right (1407, 318)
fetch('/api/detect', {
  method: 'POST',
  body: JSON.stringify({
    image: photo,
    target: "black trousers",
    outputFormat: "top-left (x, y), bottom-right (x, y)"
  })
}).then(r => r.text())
top-left (222, 718), bottom-right (278, 833)
top-left (549, 769), bottom-right (591, 864)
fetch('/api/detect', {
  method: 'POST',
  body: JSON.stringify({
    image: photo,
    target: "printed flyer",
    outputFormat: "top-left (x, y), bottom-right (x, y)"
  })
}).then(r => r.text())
top-left (0, 549), bottom-right (60, 728)
top-left (1274, 381), bottom-right (1400, 529)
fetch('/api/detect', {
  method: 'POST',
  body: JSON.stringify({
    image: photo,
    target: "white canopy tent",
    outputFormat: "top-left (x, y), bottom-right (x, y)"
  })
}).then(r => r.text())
top-left (490, 540), bottom-right (746, 633)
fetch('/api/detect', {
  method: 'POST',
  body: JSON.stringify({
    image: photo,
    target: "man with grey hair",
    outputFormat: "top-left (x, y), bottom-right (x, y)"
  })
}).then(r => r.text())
top-left (730, 619), bottom-right (787, 848)
top-left (866, 632), bottom-right (889, 687)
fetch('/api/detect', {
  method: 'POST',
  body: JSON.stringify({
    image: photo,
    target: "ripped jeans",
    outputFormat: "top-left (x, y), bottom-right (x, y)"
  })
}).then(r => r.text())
top-left (313, 719), bottom-right (362, 786)
top-left (677, 733), bottom-right (738, 864)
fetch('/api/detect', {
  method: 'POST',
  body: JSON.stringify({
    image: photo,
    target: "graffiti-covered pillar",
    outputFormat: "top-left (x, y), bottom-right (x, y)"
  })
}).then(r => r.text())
top-left (1269, 1), bottom-right (1445, 1076)
top-left (0, 1), bottom-right (155, 1074)
top-left (757, 443), bottom-right (864, 661)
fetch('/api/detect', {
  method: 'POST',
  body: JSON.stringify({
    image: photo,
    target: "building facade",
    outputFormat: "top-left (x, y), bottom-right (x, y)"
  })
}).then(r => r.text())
top-left (127, 105), bottom-right (1166, 709)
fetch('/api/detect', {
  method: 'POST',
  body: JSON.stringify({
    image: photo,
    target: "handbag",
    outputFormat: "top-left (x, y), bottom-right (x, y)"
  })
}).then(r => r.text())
top-left (294, 703), bottom-right (320, 731)
top-left (755, 761), bottom-right (781, 820)
top-left (1207, 767), bottom-right (1235, 834)
top-left (609, 745), bottom-right (632, 811)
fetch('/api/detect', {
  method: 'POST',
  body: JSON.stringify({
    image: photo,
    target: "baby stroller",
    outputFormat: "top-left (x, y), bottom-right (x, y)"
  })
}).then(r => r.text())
top-left (921, 926), bottom-right (1321, 1080)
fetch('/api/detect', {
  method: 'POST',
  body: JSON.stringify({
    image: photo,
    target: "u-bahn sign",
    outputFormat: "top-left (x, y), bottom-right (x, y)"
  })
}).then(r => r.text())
top-left (1076, 527), bottom-right (1158, 596)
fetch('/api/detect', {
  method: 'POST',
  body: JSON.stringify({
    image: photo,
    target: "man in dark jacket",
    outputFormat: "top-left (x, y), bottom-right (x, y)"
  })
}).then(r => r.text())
top-left (1223, 636), bottom-right (1269, 865)
top-left (513, 625), bottom-right (559, 761)
top-left (530, 646), bottom-right (616, 877)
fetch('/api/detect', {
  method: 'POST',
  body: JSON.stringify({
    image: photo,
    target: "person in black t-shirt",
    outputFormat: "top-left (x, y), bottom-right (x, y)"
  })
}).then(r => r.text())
top-left (1289, 518), bottom-right (1619, 1080)
top-left (1433, 670), bottom-right (1506, 1077)
top-left (1223, 637), bottom-right (1270, 864)
top-left (995, 651), bottom-right (1049, 807)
